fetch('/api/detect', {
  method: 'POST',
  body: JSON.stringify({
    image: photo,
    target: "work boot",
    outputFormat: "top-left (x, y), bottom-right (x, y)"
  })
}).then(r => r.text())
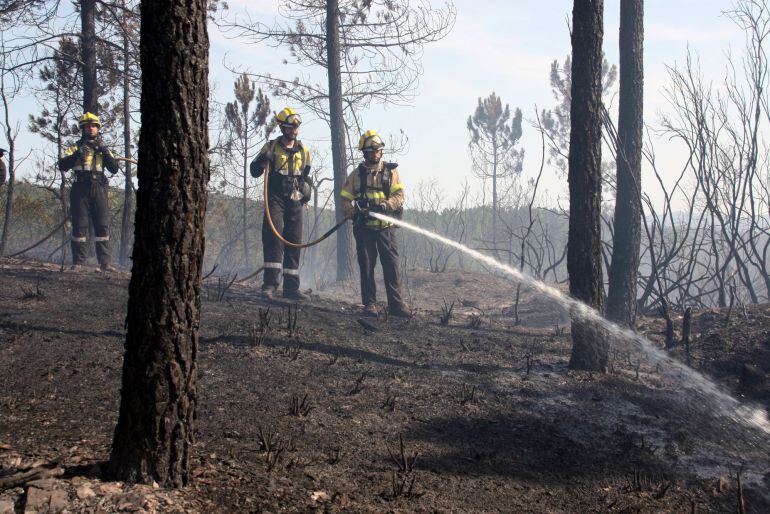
top-left (361, 304), bottom-right (379, 317)
top-left (388, 303), bottom-right (412, 318)
top-left (282, 289), bottom-right (308, 301)
top-left (99, 263), bottom-right (117, 273)
top-left (261, 285), bottom-right (278, 298)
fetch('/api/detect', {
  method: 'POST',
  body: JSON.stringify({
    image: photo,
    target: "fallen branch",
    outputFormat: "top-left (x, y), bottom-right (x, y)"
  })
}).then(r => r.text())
top-left (0, 463), bottom-right (64, 490)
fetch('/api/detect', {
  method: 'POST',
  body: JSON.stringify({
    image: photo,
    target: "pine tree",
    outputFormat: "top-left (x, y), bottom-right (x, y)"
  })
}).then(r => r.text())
top-left (467, 92), bottom-right (524, 250)
top-left (110, 0), bottom-right (210, 486)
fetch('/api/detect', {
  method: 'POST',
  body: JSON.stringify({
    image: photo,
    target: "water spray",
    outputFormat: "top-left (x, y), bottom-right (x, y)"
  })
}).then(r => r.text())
top-left (369, 212), bottom-right (770, 440)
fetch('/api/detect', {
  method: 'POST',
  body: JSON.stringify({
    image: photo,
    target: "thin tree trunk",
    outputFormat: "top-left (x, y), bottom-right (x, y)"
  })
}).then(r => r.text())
top-left (119, 5), bottom-right (133, 266)
top-left (110, 0), bottom-right (209, 486)
top-left (81, 0), bottom-right (98, 113)
top-left (568, 0), bottom-right (607, 371)
top-left (242, 130), bottom-right (249, 266)
top-left (326, 0), bottom-right (352, 281)
top-left (492, 134), bottom-right (498, 249)
top-left (606, 0), bottom-right (644, 328)
top-left (0, 82), bottom-right (15, 257)
top-left (57, 125), bottom-right (68, 264)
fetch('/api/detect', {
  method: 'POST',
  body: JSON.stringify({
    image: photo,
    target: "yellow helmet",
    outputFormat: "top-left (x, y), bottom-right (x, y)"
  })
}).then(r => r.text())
top-left (78, 112), bottom-right (101, 128)
top-left (358, 130), bottom-right (384, 151)
top-left (275, 107), bottom-right (302, 127)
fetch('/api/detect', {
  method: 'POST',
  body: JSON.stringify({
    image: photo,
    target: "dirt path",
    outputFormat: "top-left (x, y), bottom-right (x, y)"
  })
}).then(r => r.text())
top-left (0, 260), bottom-right (767, 512)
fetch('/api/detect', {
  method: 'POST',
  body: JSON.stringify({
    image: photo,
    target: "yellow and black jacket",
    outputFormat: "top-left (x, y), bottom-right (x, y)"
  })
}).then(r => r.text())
top-left (58, 139), bottom-right (118, 177)
top-left (250, 138), bottom-right (311, 178)
top-left (341, 161), bottom-right (404, 228)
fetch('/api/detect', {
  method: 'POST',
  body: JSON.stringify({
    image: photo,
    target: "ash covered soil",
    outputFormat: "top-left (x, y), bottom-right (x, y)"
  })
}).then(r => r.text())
top-left (1, 259), bottom-right (769, 513)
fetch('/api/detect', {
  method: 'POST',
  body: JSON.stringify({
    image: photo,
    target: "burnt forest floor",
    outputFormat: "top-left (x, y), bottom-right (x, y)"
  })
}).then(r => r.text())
top-left (0, 258), bottom-right (769, 513)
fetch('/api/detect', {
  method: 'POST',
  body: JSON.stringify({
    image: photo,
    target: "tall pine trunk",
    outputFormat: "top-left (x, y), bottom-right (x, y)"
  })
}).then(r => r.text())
top-left (119, 3), bottom-right (133, 266)
top-left (81, 0), bottom-right (97, 113)
top-left (326, 0), bottom-right (352, 281)
top-left (110, 0), bottom-right (209, 486)
top-left (606, 0), bottom-right (644, 327)
top-left (567, 0), bottom-right (607, 371)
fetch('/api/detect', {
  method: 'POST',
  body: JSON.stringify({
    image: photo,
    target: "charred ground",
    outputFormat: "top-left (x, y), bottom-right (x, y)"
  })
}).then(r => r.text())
top-left (0, 260), bottom-right (768, 512)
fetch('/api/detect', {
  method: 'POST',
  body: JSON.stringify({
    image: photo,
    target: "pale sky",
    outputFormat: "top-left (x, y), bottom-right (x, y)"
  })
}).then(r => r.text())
top-left (211, 0), bottom-right (748, 208)
top-left (8, 1), bottom-right (748, 210)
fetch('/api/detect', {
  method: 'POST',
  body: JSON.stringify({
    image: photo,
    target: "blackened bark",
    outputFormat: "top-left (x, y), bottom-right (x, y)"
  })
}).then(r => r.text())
top-left (326, 0), bottom-right (352, 281)
top-left (119, 6), bottom-right (133, 266)
top-left (81, 0), bottom-right (98, 113)
top-left (606, 0), bottom-right (644, 328)
top-left (567, 0), bottom-right (607, 371)
top-left (110, 0), bottom-right (209, 487)
top-left (0, 86), bottom-right (15, 256)
top-left (0, 145), bottom-right (14, 257)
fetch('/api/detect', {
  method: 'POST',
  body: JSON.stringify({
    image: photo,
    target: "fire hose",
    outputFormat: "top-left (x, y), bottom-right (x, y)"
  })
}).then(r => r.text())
top-left (114, 157), bottom-right (349, 249)
top-left (263, 169), bottom-right (350, 249)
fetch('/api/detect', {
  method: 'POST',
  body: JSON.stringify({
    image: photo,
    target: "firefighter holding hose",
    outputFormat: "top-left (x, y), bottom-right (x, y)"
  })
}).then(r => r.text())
top-left (341, 130), bottom-right (411, 318)
top-left (250, 107), bottom-right (313, 300)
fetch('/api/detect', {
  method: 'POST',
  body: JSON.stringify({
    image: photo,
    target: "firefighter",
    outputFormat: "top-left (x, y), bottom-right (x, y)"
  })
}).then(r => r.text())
top-left (250, 107), bottom-right (312, 300)
top-left (0, 148), bottom-right (6, 186)
top-left (58, 112), bottom-right (119, 271)
top-left (341, 130), bottom-right (411, 318)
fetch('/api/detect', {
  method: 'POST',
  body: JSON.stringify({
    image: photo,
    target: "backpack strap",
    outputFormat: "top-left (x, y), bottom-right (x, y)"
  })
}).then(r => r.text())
top-left (382, 162), bottom-right (398, 198)
top-left (358, 164), bottom-right (368, 199)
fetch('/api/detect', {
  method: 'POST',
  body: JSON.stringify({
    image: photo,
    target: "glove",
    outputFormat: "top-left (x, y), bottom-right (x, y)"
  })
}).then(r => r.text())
top-left (368, 202), bottom-right (387, 214)
top-left (250, 153), bottom-right (269, 178)
top-left (300, 178), bottom-right (312, 205)
top-left (354, 199), bottom-right (369, 212)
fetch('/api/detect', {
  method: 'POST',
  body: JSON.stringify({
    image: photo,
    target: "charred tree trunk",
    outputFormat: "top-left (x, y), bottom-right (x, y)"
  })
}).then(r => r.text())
top-left (119, 5), bottom-right (133, 266)
top-left (607, 0), bottom-right (644, 328)
top-left (567, 0), bottom-right (607, 371)
top-left (81, 0), bottom-right (98, 113)
top-left (0, 85), bottom-right (15, 257)
top-left (109, 0), bottom-right (209, 486)
top-left (326, 0), bottom-right (352, 281)
top-left (0, 147), bottom-right (14, 257)
top-left (242, 128), bottom-right (249, 267)
top-left (57, 133), bottom-right (69, 265)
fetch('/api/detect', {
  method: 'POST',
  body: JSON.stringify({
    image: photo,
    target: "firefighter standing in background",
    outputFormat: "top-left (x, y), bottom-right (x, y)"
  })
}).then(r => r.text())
top-left (0, 148), bottom-right (6, 186)
top-left (341, 130), bottom-right (411, 318)
top-left (58, 112), bottom-right (119, 271)
top-left (250, 107), bottom-right (313, 300)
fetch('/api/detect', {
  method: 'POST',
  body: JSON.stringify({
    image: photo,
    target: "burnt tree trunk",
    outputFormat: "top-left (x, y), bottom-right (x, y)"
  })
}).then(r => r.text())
top-left (0, 84), bottom-right (15, 256)
top-left (110, 0), bottom-right (209, 486)
top-left (81, 0), bottom-right (98, 113)
top-left (567, 0), bottom-right (607, 371)
top-left (326, 0), bottom-right (352, 281)
top-left (606, 0), bottom-right (644, 328)
top-left (0, 147), bottom-right (14, 257)
top-left (242, 127), bottom-right (249, 267)
top-left (119, 3), bottom-right (133, 266)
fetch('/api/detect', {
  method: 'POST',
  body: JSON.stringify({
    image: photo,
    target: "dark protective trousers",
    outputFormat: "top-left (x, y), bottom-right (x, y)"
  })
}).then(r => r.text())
top-left (262, 193), bottom-right (303, 291)
top-left (353, 225), bottom-right (404, 308)
top-left (70, 178), bottom-right (111, 265)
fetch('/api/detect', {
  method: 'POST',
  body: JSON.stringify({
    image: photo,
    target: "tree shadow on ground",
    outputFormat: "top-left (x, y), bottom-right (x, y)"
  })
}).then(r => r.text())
top-left (200, 332), bottom-right (519, 375)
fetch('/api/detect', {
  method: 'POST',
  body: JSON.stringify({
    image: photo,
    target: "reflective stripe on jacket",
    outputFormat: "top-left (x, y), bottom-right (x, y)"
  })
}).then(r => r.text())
top-left (341, 161), bottom-right (404, 228)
